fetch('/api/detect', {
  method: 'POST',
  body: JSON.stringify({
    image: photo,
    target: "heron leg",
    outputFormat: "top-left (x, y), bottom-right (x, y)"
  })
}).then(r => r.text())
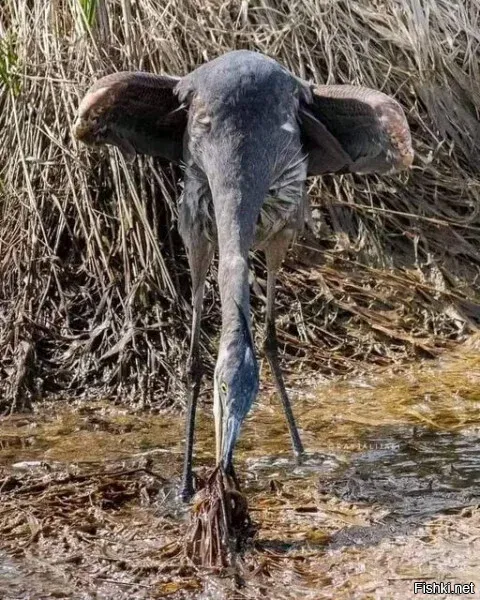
top-left (180, 234), bottom-right (213, 502)
top-left (264, 231), bottom-right (305, 460)
top-left (178, 166), bottom-right (214, 501)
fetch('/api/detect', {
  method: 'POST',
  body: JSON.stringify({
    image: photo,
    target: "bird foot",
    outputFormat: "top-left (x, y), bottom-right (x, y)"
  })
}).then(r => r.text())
top-left (180, 482), bottom-right (195, 503)
top-left (294, 449), bottom-right (305, 466)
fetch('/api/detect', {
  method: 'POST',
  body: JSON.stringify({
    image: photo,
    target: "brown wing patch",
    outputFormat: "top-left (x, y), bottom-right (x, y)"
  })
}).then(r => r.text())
top-left (77, 86), bottom-right (111, 119)
top-left (380, 102), bottom-right (414, 169)
top-left (74, 86), bottom-right (114, 145)
top-left (74, 71), bottom-right (187, 163)
top-left (303, 84), bottom-right (413, 175)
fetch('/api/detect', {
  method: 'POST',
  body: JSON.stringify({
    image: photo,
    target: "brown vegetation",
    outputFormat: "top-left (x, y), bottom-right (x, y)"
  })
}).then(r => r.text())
top-left (1, 0), bottom-right (480, 411)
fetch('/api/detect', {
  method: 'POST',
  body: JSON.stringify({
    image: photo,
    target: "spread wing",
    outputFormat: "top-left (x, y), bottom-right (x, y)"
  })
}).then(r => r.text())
top-left (73, 71), bottom-right (187, 163)
top-left (299, 85), bottom-right (413, 176)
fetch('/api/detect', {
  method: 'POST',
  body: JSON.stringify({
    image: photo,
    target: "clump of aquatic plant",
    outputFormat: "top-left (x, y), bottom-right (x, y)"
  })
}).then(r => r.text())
top-left (185, 466), bottom-right (255, 568)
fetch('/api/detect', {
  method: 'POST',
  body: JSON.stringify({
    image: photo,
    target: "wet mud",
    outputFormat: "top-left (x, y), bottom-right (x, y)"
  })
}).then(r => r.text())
top-left (1, 346), bottom-right (480, 599)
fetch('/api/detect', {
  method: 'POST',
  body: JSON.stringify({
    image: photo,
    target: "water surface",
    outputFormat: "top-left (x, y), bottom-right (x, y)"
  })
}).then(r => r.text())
top-left (1, 348), bottom-right (480, 598)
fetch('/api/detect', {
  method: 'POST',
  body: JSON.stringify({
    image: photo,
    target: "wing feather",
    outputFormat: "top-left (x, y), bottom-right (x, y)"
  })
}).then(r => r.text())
top-left (299, 84), bottom-right (413, 176)
top-left (74, 71), bottom-right (187, 163)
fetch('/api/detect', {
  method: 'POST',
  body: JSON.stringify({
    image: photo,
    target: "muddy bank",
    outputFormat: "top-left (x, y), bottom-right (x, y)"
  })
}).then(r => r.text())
top-left (1, 346), bottom-right (480, 599)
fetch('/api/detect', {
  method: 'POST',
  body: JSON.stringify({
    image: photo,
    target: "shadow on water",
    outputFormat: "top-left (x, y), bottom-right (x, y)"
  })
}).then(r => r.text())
top-left (242, 348), bottom-right (480, 564)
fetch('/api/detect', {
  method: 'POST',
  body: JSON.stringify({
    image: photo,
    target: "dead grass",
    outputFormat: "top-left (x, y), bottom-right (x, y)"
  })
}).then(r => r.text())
top-left (1, 0), bottom-right (480, 410)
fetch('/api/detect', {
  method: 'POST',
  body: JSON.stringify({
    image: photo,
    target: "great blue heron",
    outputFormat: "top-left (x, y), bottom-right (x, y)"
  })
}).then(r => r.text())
top-left (74, 50), bottom-right (413, 501)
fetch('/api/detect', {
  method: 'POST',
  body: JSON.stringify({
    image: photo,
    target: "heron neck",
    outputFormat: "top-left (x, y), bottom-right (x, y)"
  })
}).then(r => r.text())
top-left (217, 252), bottom-right (251, 337)
top-left (209, 180), bottom-right (264, 340)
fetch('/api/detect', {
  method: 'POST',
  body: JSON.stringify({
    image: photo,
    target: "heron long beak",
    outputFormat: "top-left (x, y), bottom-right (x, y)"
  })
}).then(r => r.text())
top-left (214, 384), bottom-right (223, 464)
top-left (221, 415), bottom-right (241, 469)
top-left (213, 385), bottom-right (241, 469)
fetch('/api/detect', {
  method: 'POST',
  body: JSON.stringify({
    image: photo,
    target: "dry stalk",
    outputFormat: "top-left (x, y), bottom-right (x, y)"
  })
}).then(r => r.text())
top-left (0, 0), bottom-right (479, 409)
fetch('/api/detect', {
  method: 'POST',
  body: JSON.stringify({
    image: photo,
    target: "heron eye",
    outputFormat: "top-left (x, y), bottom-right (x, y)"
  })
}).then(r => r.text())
top-left (220, 381), bottom-right (228, 394)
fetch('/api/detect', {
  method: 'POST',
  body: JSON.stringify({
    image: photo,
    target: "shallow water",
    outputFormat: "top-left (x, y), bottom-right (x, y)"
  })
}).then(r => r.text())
top-left (1, 348), bottom-right (480, 598)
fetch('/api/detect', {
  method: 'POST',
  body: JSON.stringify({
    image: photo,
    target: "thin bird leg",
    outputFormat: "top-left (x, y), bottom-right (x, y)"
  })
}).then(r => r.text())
top-left (264, 232), bottom-right (304, 460)
top-left (181, 235), bottom-right (213, 502)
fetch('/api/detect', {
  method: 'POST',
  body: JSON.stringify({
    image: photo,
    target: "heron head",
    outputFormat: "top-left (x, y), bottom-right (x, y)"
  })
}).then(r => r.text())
top-left (214, 306), bottom-right (259, 470)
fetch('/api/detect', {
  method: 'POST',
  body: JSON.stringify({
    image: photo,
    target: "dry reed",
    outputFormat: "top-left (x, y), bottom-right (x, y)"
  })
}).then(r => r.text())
top-left (1, 0), bottom-right (480, 411)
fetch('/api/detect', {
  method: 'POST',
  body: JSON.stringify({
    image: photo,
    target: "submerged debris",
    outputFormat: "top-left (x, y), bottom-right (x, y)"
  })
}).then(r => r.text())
top-left (185, 466), bottom-right (256, 568)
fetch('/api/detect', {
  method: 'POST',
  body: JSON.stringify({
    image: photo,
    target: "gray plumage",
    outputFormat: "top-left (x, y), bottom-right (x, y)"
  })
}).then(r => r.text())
top-left (74, 50), bottom-right (413, 500)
